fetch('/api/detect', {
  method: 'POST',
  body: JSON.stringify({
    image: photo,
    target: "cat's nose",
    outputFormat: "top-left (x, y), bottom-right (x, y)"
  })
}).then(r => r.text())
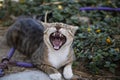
top-left (56, 26), bottom-right (61, 31)
top-left (55, 31), bottom-right (60, 36)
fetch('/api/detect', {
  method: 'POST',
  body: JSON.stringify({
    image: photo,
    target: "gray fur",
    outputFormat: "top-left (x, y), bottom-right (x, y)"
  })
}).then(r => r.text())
top-left (6, 17), bottom-right (44, 56)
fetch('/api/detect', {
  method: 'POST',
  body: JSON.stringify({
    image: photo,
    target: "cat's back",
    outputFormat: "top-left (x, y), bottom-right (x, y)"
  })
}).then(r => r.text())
top-left (6, 17), bottom-right (44, 55)
top-left (11, 17), bottom-right (44, 32)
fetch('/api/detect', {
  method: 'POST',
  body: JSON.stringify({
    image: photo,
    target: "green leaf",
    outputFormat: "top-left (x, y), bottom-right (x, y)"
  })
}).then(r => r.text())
top-left (109, 67), bottom-right (115, 73)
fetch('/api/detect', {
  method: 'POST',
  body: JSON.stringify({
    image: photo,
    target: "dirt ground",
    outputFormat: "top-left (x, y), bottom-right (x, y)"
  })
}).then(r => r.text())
top-left (0, 26), bottom-right (119, 80)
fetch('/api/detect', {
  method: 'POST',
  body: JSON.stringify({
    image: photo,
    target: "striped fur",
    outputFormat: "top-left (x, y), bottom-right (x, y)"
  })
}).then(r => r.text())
top-left (6, 17), bottom-right (78, 79)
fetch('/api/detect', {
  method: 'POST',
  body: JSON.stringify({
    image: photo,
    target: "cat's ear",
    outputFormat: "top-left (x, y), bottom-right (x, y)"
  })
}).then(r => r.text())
top-left (42, 22), bottom-right (51, 33)
top-left (42, 22), bottom-right (50, 29)
top-left (69, 25), bottom-right (78, 35)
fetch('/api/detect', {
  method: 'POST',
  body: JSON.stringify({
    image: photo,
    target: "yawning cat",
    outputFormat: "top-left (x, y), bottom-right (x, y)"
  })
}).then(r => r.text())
top-left (5, 17), bottom-right (78, 80)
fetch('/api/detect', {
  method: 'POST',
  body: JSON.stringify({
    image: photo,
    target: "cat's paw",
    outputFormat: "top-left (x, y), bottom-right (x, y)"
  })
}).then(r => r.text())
top-left (63, 65), bottom-right (73, 79)
top-left (49, 73), bottom-right (62, 80)
top-left (63, 71), bottom-right (73, 79)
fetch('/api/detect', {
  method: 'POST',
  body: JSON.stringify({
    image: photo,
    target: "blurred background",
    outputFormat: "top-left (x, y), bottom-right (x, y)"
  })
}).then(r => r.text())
top-left (0, 0), bottom-right (120, 79)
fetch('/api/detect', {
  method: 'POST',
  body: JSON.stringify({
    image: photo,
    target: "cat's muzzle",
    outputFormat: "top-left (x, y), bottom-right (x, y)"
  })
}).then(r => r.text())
top-left (49, 31), bottom-right (66, 50)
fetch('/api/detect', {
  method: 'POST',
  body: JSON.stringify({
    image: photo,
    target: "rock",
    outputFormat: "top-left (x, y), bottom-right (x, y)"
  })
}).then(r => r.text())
top-left (0, 70), bottom-right (51, 80)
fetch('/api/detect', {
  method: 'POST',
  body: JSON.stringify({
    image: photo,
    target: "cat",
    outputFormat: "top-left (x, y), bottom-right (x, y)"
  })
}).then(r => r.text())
top-left (5, 17), bottom-right (78, 80)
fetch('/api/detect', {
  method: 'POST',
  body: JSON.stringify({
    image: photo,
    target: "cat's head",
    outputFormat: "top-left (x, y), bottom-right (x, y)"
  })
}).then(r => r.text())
top-left (43, 22), bottom-right (78, 50)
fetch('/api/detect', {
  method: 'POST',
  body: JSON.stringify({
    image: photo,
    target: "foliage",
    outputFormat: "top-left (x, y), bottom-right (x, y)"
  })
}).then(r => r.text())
top-left (0, 0), bottom-right (120, 74)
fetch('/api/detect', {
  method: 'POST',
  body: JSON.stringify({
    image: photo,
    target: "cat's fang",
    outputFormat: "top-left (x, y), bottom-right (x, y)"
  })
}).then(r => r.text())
top-left (60, 34), bottom-right (62, 37)
top-left (53, 33), bottom-right (55, 36)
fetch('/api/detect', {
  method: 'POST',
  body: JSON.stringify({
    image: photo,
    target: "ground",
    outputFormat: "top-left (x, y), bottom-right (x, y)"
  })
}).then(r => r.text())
top-left (0, 26), bottom-right (117, 80)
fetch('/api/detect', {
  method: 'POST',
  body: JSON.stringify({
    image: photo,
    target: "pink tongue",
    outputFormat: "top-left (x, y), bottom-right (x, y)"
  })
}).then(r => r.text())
top-left (53, 39), bottom-right (62, 50)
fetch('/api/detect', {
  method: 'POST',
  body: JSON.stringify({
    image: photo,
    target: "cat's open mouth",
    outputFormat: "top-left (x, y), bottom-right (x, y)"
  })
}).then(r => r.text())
top-left (49, 31), bottom-right (66, 50)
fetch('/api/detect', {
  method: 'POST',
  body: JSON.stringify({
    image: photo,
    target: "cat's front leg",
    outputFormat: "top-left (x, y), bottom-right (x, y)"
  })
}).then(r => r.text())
top-left (36, 64), bottom-right (62, 80)
top-left (63, 63), bottom-right (73, 79)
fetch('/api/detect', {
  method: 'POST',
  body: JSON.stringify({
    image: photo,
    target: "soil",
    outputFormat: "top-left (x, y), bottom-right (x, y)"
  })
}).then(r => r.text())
top-left (0, 26), bottom-right (119, 80)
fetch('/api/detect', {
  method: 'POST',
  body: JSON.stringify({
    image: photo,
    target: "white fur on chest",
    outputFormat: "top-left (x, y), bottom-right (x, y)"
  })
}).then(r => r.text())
top-left (48, 48), bottom-right (69, 69)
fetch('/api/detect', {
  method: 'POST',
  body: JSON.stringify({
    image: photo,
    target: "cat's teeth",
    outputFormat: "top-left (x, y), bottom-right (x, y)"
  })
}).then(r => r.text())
top-left (53, 33), bottom-right (55, 36)
top-left (54, 46), bottom-right (59, 49)
top-left (60, 34), bottom-right (62, 37)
